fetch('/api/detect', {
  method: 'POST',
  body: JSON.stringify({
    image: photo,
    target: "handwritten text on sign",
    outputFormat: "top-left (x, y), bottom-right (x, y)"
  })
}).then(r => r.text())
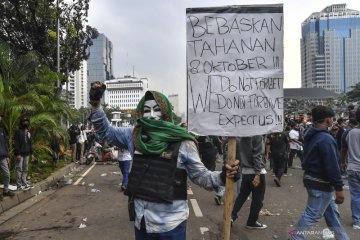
top-left (186, 6), bottom-right (284, 136)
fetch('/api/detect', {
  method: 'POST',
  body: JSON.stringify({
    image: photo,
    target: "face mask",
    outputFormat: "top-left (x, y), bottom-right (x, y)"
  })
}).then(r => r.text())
top-left (143, 100), bottom-right (161, 120)
top-left (21, 121), bottom-right (29, 128)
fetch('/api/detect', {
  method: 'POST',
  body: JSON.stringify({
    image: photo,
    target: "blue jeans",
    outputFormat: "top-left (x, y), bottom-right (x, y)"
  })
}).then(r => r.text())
top-left (348, 170), bottom-right (360, 226)
top-left (291, 188), bottom-right (349, 240)
top-left (119, 160), bottom-right (131, 186)
top-left (135, 220), bottom-right (186, 240)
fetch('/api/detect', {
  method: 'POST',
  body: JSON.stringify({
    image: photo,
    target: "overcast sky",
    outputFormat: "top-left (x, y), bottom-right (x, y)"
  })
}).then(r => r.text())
top-left (88, 0), bottom-right (360, 113)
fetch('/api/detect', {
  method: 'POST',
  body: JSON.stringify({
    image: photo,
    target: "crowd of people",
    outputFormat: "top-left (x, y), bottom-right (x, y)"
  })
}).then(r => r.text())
top-left (86, 82), bottom-right (360, 239)
top-left (1, 81), bottom-right (360, 239)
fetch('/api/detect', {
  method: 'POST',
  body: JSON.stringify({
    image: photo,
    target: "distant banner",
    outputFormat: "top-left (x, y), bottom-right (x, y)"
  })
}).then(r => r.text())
top-left (186, 5), bottom-right (284, 136)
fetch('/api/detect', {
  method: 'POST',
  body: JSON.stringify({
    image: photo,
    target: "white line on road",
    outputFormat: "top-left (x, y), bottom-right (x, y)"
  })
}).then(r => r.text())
top-left (190, 199), bottom-right (203, 217)
top-left (187, 188), bottom-right (193, 195)
top-left (73, 163), bottom-right (97, 186)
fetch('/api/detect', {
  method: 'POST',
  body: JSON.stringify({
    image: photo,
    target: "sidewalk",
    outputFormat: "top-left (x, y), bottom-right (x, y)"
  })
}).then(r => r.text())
top-left (0, 163), bottom-right (78, 215)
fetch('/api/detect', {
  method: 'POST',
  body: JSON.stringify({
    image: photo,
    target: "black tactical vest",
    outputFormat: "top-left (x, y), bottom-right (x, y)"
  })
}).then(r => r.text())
top-left (124, 142), bottom-right (187, 203)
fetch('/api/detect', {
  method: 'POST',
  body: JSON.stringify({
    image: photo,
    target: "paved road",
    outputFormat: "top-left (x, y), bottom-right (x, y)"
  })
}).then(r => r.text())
top-left (187, 158), bottom-right (357, 240)
top-left (0, 158), bottom-right (358, 240)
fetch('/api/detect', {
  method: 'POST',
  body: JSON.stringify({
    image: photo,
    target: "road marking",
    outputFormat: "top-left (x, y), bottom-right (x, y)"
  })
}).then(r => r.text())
top-left (187, 189), bottom-right (193, 195)
top-left (73, 163), bottom-right (97, 185)
top-left (190, 199), bottom-right (203, 217)
top-left (200, 227), bottom-right (209, 234)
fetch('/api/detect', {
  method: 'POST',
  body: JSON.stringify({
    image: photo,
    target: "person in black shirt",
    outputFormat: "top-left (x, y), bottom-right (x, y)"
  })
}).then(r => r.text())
top-left (266, 132), bottom-right (289, 187)
top-left (14, 117), bottom-right (34, 190)
top-left (68, 124), bottom-right (80, 162)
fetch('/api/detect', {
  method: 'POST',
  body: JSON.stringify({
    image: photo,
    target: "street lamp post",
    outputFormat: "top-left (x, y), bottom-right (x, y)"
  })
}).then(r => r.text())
top-left (56, 0), bottom-right (60, 88)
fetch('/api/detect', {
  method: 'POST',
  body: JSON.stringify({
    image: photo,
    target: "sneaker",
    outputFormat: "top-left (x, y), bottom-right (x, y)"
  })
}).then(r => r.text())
top-left (3, 190), bottom-right (15, 197)
top-left (120, 185), bottom-right (127, 191)
top-left (17, 185), bottom-right (30, 191)
top-left (353, 225), bottom-right (360, 230)
top-left (24, 183), bottom-right (34, 189)
top-left (274, 177), bottom-right (281, 187)
top-left (214, 195), bottom-right (222, 205)
top-left (231, 219), bottom-right (234, 228)
top-left (246, 221), bottom-right (267, 230)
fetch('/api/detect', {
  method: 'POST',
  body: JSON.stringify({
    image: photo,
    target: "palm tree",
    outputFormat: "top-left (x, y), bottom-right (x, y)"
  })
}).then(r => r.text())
top-left (0, 40), bottom-right (73, 169)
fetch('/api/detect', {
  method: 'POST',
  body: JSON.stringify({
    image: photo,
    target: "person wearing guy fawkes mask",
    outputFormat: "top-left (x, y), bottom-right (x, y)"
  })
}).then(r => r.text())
top-left (14, 117), bottom-right (34, 190)
top-left (88, 81), bottom-right (240, 240)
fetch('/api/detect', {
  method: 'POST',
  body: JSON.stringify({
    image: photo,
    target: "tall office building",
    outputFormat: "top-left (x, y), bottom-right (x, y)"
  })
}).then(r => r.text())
top-left (67, 73), bottom-right (76, 109)
top-left (74, 60), bottom-right (88, 109)
top-left (301, 4), bottom-right (360, 94)
top-left (87, 33), bottom-right (114, 92)
top-left (65, 60), bottom-right (88, 109)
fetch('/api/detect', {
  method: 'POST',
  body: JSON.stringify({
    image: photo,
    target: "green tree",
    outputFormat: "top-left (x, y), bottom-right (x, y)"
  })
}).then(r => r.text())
top-left (0, 0), bottom-right (98, 76)
top-left (347, 82), bottom-right (360, 103)
top-left (0, 40), bottom-right (73, 168)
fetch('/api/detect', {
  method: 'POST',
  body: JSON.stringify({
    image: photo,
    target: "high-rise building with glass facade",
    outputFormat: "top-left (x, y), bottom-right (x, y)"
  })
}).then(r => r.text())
top-left (301, 4), bottom-right (360, 94)
top-left (87, 33), bottom-right (114, 92)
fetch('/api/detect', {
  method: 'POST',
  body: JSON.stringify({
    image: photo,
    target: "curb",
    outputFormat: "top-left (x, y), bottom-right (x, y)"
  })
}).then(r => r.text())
top-left (0, 163), bottom-right (76, 214)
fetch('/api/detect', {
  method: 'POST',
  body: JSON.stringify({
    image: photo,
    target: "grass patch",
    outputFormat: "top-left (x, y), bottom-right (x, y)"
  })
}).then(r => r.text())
top-left (0, 153), bottom-right (73, 186)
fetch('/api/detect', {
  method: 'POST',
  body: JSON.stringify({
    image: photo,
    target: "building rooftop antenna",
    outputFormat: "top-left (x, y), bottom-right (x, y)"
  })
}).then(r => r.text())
top-left (125, 52), bottom-right (129, 77)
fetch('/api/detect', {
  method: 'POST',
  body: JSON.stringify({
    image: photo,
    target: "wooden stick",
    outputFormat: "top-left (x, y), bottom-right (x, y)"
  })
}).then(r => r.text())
top-left (221, 137), bottom-right (236, 240)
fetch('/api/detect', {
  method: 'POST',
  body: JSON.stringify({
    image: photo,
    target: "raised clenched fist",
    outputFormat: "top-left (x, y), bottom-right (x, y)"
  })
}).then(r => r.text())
top-left (89, 81), bottom-right (106, 105)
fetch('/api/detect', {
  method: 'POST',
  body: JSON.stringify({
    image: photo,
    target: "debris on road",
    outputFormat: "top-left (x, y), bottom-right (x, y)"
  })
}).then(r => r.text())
top-left (79, 223), bottom-right (87, 229)
top-left (259, 209), bottom-right (280, 216)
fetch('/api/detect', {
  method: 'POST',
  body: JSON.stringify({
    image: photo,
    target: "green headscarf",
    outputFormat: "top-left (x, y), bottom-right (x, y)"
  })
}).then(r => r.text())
top-left (132, 91), bottom-right (195, 155)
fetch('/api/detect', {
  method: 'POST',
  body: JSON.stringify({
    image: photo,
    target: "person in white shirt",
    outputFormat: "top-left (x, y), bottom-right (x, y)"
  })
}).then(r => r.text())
top-left (287, 123), bottom-right (303, 170)
top-left (78, 125), bottom-right (87, 164)
top-left (118, 147), bottom-right (132, 191)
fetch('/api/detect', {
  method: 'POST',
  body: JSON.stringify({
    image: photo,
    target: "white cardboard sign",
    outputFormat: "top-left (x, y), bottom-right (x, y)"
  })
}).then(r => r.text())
top-left (186, 5), bottom-right (284, 136)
